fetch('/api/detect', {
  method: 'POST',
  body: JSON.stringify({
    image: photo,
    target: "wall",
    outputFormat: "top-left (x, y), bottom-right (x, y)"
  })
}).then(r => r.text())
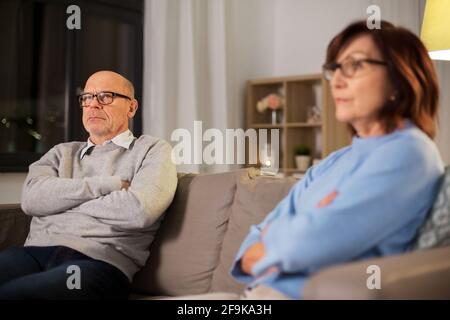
top-left (273, 0), bottom-right (368, 76)
top-left (434, 61), bottom-right (450, 164)
top-left (229, 0), bottom-right (277, 129)
top-left (270, 0), bottom-right (449, 164)
top-left (272, 0), bottom-right (422, 75)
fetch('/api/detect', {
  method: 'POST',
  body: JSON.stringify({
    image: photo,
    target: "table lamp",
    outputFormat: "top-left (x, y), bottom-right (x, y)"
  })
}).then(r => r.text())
top-left (421, 0), bottom-right (450, 60)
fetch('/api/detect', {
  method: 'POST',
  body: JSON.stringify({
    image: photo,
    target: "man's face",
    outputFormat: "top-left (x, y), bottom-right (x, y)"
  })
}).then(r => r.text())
top-left (81, 71), bottom-right (137, 142)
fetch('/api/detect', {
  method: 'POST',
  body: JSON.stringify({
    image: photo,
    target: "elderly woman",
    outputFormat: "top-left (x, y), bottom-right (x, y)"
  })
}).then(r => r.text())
top-left (166, 20), bottom-right (444, 301)
top-left (229, 19), bottom-right (444, 300)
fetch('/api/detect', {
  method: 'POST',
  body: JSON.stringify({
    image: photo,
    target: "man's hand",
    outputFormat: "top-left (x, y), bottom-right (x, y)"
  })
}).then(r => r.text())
top-left (241, 242), bottom-right (266, 275)
top-left (121, 180), bottom-right (130, 190)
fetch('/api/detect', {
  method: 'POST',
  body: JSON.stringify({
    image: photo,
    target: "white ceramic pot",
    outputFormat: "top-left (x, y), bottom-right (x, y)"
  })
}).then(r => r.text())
top-left (295, 155), bottom-right (311, 172)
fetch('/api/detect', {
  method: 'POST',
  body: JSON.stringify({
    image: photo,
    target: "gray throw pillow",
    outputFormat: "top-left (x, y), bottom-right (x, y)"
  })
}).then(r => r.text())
top-left (414, 166), bottom-right (450, 249)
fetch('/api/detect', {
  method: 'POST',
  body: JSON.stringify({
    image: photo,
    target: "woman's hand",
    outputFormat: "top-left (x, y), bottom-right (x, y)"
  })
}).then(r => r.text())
top-left (241, 242), bottom-right (266, 275)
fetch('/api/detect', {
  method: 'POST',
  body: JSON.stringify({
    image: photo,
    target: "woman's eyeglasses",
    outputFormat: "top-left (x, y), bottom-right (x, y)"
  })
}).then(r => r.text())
top-left (78, 91), bottom-right (132, 107)
top-left (323, 57), bottom-right (387, 81)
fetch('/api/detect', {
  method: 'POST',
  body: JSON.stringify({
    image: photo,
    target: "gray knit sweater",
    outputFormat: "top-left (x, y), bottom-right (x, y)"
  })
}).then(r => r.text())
top-left (21, 135), bottom-right (177, 282)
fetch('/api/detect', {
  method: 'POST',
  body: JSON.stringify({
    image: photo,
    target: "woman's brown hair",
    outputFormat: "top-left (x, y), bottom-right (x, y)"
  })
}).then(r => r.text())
top-left (326, 20), bottom-right (439, 138)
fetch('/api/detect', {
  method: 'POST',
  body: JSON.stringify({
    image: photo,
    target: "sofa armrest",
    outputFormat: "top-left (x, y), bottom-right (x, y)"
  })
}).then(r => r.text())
top-left (303, 245), bottom-right (450, 299)
top-left (0, 204), bottom-right (31, 251)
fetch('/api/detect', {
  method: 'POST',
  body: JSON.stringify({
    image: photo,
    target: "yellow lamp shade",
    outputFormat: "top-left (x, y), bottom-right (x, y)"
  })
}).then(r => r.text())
top-left (421, 0), bottom-right (450, 60)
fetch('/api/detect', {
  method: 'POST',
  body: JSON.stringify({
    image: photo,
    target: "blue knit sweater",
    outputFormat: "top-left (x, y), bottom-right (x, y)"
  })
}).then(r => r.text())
top-left (231, 119), bottom-right (444, 299)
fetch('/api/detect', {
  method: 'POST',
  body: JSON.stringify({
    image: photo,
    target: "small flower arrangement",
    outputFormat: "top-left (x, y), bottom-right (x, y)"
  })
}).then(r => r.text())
top-left (256, 93), bottom-right (285, 113)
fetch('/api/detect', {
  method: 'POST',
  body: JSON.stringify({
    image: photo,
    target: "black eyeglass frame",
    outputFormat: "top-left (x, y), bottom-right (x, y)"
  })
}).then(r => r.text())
top-left (322, 58), bottom-right (388, 80)
top-left (77, 91), bottom-right (132, 107)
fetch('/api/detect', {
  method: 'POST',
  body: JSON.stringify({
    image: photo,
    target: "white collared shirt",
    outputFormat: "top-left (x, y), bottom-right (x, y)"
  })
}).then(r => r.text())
top-left (80, 129), bottom-right (135, 159)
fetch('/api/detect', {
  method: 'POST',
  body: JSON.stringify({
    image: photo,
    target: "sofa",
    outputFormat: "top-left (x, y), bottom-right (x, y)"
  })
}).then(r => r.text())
top-left (1, 168), bottom-right (450, 299)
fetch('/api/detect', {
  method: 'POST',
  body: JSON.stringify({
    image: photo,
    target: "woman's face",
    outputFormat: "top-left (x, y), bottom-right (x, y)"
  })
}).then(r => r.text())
top-left (330, 34), bottom-right (395, 130)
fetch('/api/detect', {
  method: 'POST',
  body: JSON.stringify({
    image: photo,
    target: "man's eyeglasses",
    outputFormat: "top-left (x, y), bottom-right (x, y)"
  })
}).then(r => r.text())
top-left (78, 91), bottom-right (132, 107)
top-left (322, 57), bottom-right (387, 81)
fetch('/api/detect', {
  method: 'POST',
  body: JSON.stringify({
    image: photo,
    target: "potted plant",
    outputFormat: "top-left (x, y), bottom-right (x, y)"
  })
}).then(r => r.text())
top-left (294, 145), bottom-right (311, 172)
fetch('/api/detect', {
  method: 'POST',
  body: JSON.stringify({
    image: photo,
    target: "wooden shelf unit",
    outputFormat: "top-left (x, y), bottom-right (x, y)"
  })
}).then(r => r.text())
top-left (246, 74), bottom-right (351, 175)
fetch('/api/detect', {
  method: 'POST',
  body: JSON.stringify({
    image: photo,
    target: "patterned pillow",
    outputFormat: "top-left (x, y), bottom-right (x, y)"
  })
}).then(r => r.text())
top-left (414, 166), bottom-right (450, 249)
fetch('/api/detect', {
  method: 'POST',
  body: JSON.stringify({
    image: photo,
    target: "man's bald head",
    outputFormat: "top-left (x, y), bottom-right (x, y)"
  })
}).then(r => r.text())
top-left (82, 70), bottom-right (138, 145)
top-left (85, 70), bottom-right (134, 98)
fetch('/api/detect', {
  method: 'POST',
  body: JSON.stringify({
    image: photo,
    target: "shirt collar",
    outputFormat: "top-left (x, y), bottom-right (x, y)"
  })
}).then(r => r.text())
top-left (80, 129), bottom-right (135, 159)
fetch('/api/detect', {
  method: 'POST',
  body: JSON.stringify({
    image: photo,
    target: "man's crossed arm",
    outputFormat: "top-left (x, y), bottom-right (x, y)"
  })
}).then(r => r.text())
top-left (21, 141), bottom-right (177, 231)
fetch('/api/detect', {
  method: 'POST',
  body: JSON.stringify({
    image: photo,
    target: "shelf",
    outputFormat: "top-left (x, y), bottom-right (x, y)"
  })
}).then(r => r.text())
top-left (285, 122), bottom-right (322, 128)
top-left (250, 122), bottom-right (322, 128)
top-left (249, 74), bottom-right (324, 85)
top-left (283, 168), bottom-right (306, 173)
top-left (250, 124), bottom-right (283, 129)
top-left (249, 79), bottom-right (284, 85)
top-left (246, 73), bottom-right (351, 174)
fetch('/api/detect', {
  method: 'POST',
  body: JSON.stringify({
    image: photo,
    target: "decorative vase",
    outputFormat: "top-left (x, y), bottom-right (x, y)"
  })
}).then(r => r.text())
top-left (295, 155), bottom-right (311, 172)
top-left (271, 109), bottom-right (280, 124)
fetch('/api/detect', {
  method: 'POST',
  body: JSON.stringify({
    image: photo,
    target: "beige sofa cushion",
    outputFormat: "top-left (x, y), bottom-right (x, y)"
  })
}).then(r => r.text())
top-left (131, 171), bottom-right (237, 296)
top-left (210, 171), bottom-right (297, 293)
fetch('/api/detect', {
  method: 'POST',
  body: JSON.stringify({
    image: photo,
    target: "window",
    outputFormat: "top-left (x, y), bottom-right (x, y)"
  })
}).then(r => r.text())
top-left (0, 0), bottom-right (143, 171)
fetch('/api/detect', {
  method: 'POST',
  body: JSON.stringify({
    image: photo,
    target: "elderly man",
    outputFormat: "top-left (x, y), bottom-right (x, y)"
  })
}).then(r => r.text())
top-left (0, 71), bottom-right (177, 299)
